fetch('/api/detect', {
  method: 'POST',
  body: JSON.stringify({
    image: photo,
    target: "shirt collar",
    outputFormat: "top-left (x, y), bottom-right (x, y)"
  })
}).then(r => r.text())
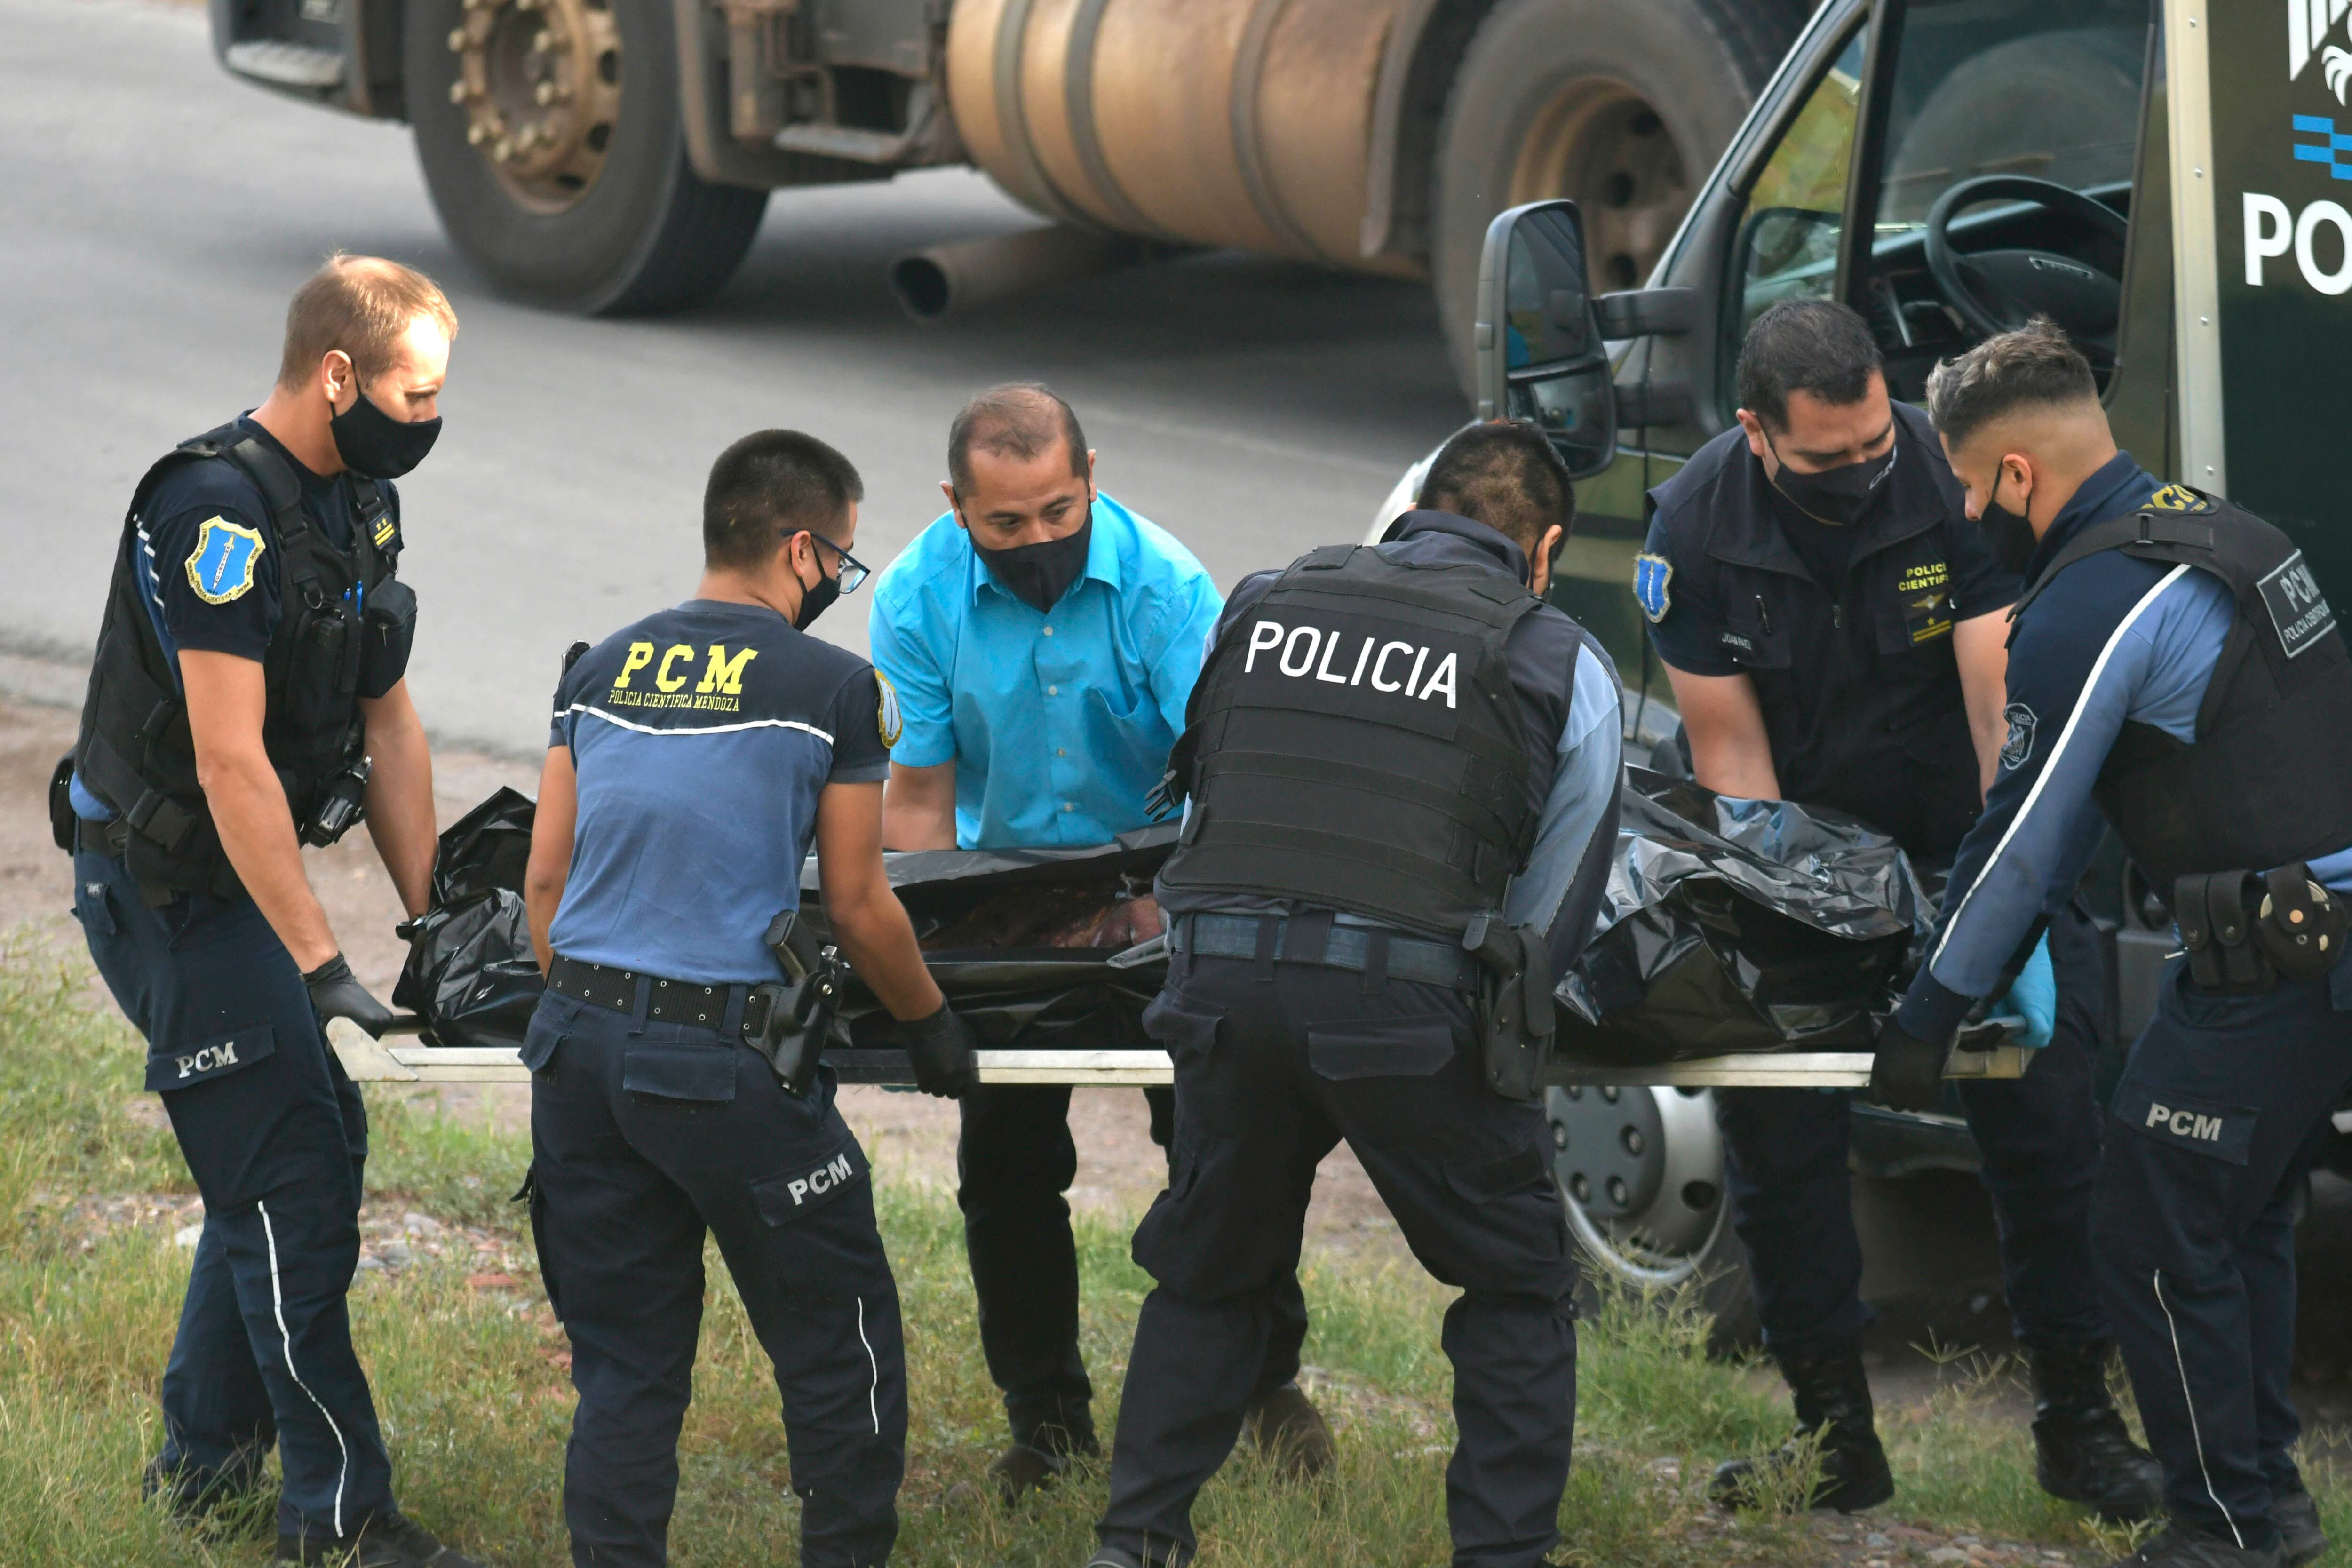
top-left (2029, 451), bottom-right (2161, 573)
top-left (1382, 509), bottom-right (1531, 582)
top-left (963, 492), bottom-right (1122, 608)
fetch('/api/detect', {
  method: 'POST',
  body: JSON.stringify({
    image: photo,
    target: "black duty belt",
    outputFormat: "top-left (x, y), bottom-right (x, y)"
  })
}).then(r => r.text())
top-left (1173, 913), bottom-right (1479, 991)
top-left (548, 955), bottom-right (754, 1030)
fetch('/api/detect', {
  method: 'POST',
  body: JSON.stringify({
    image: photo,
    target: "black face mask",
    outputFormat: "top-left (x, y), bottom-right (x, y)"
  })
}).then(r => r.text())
top-left (794, 557), bottom-right (841, 631)
top-left (1979, 467), bottom-right (2040, 577)
top-left (329, 387), bottom-right (441, 480)
top-left (974, 514), bottom-right (1093, 613)
top-left (1765, 430), bottom-right (1899, 526)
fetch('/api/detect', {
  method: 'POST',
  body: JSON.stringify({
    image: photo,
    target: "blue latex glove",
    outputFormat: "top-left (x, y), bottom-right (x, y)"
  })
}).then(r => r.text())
top-left (1986, 933), bottom-right (2057, 1047)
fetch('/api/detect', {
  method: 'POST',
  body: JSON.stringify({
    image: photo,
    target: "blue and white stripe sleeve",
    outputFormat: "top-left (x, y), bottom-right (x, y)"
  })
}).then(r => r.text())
top-left (1507, 640), bottom-right (1624, 964)
top-left (1897, 561), bottom-right (2225, 1038)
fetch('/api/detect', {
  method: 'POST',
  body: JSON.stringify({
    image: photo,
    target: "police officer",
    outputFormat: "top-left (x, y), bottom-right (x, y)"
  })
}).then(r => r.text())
top-left (520, 430), bottom-right (981, 1568)
top-left (1639, 300), bottom-right (2157, 1518)
top-left (1083, 421), bottom-right (1622, 1568)
top-left (60, 257), bottom-right (481, 1568)
top-left (1877, 323), bottom-right (2352, 1568)
top-left (870, 384), bottom-right (1330, 1496)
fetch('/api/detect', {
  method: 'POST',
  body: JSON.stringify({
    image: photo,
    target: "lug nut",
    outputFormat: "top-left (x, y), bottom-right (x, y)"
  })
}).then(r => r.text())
top-left (466, 121), bottom-right (488, 144)
top-left (449, 79), bottom-right (469, 102)
top-left (446, 26), bottom-right (466, 49)
top-left (492, 138), bottom-right (512, 161)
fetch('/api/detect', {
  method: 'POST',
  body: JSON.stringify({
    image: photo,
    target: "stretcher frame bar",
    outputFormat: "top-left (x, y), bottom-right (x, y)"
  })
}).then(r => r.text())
top-left (325, 1021), bottom-right (2028, 1088)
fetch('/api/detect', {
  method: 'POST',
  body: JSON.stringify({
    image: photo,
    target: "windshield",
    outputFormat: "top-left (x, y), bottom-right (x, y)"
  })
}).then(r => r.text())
top-left (1873, 0), bottom-right (2148, 238)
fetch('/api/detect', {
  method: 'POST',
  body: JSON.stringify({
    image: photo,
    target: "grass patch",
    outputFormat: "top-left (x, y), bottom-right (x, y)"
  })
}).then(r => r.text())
top-left (0, 934), bottom-right (2336, 1565)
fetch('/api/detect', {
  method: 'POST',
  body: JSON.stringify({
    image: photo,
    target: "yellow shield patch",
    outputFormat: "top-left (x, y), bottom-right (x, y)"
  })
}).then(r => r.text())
top-left (184, 516), bottom-right (267, 605)
top-left (2145, 483), bottom-right (2214, 514)
top-left (876, 671), bottom-right (904, 748)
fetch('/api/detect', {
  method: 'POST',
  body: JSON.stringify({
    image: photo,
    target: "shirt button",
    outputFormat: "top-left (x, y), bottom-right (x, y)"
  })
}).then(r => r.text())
top-left (1042, 625), bottom-right (1054, 636)
top-left (1064, 802), bottom-right (1074, 812)
top-left (1048, 685), bottom-right (1058, 696)
top-left (1057, 748), bottom-right (1067, 757)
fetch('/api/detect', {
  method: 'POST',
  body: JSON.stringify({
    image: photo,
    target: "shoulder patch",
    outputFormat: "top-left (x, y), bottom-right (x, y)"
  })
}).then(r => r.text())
top-left (2000, 702), bottom-right (2038, 771)
top-left (1634, 552), bottom-right (1673, 624)
top-left (2257, 550), bottom-right (2336, 660)
top-left (2145, 483), bottom-right (2215, 514)
top-left (372, 513), bottom-right (397, 549)
top-left (184, 516), bottom-right (267, 605)
top-left (876, 670), bottom-right (903, 748)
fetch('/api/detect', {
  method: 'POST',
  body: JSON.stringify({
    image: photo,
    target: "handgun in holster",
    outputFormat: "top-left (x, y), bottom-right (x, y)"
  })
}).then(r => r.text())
top-left (1462, 911), bottom-right (1555, 1102)
top-left (744, 909), bottom-right (844, 1097)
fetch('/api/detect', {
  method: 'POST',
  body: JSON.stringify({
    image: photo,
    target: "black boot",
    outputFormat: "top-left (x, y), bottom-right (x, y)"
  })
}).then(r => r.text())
top-left (1709, 1345), bottom-right (1894, 1513)
top-left (2026, 1338), bottom-right (2164, 1522)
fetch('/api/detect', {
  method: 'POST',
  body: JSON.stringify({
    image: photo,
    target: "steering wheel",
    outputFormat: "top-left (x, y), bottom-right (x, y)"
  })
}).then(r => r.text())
top-left (1923, 175), bottom-right (2127, 350)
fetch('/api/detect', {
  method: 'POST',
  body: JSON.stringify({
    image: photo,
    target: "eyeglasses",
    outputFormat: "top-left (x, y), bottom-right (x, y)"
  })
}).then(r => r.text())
top-left (808, 532), bottom-right (871, 595)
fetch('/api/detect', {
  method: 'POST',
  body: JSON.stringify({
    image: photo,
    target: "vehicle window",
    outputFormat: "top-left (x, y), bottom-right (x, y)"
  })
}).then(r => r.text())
top-left (1875, 0), bottom-right (2147, 231)
top-left (1731, 29), bottom-right (1869, 347)
top-left (1864, 0), bottom-right (2150, 390)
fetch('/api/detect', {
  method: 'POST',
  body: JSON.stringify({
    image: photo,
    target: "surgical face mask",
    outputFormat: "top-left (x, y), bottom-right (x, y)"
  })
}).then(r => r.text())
top-left (329, 385), bottom-right (441, 479)
top-left (974, 512), bottom-right (1093, 613)
top-left (1979, 467), bottom-right (2040, 577)
top-left (794, 550), bottom-right (841, 631)
top-left (1764, 429), bottom-right (1899, 526)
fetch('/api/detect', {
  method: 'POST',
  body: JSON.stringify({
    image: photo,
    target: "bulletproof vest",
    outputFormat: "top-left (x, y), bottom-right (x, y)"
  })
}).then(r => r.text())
top-left (72, 424), bottom-right (396, 901)
top-left (2013, 488), bottom-right (2352, 891)
top-left (1155, 542), bottom-right (1552, 941)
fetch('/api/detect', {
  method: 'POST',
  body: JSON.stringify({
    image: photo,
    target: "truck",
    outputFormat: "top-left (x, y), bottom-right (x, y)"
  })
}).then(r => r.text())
top-left (1420, 0), bottom-right (2352, 1334)
top-left (203, 0), bottom-right (1814, 369)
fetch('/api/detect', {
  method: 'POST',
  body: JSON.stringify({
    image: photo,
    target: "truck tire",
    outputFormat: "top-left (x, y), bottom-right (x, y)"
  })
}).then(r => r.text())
top-left (1430, 0), bottom-right (1804, 388)
top-left (405, 0), bottom-right (767, 313)
top-left (1549, 1084), bottom-right (1761, 1353)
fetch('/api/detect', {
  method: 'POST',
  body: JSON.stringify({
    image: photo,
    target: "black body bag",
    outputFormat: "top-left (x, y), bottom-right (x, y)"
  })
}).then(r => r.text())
top-left (393, 787), bottom-right (545, 1049)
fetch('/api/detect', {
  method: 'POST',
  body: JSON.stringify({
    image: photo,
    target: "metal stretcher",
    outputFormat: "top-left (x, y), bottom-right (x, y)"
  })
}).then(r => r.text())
top-left (326, 1018), bottom-right (2028, 1089)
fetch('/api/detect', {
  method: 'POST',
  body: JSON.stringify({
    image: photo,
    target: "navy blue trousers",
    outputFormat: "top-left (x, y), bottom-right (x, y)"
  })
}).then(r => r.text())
top-left (1716, 903), bottom-right (2112, 1357)
top-left (73, 849), bottom-right (393, 1547)
top-left (2090, 952), bottom-right (2352, 1551)
top-left (523, 991), bottom-right (907, 1568)
top-left (1100, 957), bottom-right (1576, 1568)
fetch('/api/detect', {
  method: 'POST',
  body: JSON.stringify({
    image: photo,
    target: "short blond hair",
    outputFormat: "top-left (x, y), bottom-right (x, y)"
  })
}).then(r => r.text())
top-left (276, 254), bottom-right (458, 390)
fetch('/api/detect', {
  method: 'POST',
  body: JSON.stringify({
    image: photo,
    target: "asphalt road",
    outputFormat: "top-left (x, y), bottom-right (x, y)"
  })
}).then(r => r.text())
top-left (0, 0), bottom-right (1463, 755)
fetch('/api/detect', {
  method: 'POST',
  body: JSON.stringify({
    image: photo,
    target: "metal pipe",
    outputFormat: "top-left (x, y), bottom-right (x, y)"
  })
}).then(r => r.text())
top-left (887, 224), bottom-right (1141, 321)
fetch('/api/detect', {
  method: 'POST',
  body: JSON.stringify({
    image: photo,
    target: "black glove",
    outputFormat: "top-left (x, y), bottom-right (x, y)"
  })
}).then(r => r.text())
top-left (898, 1003), bottom-right (980, 1099)
top-left (304, 953), bottom-right (395, 1040)
top-left (1868, 1013), bottom-right (1952, 1113)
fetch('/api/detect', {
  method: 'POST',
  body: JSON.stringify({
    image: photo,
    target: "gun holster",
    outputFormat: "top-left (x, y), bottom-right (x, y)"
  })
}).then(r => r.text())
top-left (2176, 865), bottom-right (2346, 993)
top-left (745, 909), bottom-right (843, 1098)
top-left (1463, 911), bottom-right (1555, 1102)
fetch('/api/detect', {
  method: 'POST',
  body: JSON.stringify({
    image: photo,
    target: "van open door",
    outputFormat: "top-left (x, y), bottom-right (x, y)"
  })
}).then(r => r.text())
top-left (2168, 0), bottom-right (2352, 605)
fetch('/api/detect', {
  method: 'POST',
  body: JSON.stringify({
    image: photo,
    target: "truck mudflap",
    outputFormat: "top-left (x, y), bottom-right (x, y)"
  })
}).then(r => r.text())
top-left (343, 783), bottom-right (2021, 1085)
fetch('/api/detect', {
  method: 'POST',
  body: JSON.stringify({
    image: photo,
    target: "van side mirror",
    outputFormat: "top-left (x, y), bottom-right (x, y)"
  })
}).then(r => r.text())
top-left (1475, 199), bottom-right (1618, 480)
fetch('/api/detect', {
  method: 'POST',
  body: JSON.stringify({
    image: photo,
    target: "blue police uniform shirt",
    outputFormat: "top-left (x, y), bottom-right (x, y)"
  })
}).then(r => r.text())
top-left (1158, 511), bottom-right (1624, 975)
top-left (1896, 452), bottom-right (2352, 1040)
top-left (867, 492), bottom-right (1224, 850)
top-left (69, 416), bottom-right (398, 821)
top-left (546, 600), bottom-right (895, 985)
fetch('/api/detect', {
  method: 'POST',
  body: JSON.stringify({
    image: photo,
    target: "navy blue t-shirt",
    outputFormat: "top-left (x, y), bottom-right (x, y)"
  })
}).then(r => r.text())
top-left (546, 600), bottom-right (897, 983)
top-left (70, 417), bottom-right (402, 822)
top-left (136, 416), bottom-right (394, 668)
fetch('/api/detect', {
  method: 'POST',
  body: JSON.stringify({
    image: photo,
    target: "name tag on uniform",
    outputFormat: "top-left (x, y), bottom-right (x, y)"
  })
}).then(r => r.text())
top-left (1898, 561), bottom-right (1954, 645)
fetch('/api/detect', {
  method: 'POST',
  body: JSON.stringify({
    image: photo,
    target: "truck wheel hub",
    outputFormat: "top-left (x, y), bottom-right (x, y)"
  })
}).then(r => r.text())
top-left (1548, 1085), bottom-right (1729, 1287)
top-left (445, 0), bottom-right (621, 210)
top-left (1510, 78), bottom-right (1692, 294)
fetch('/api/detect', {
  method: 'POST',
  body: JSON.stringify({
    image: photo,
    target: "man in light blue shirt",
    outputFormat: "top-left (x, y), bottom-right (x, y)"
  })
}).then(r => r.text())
top-left (869, 383), bottom-right (1329, 1498)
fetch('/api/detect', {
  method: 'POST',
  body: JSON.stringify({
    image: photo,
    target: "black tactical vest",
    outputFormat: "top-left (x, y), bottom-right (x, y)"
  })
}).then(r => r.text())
top-left (2013, 489), bottom-right (2352, 891)
top-left (72, 425), bottom-right (397, 901)
top-left (1155, 542), bottom-right (1554, 941)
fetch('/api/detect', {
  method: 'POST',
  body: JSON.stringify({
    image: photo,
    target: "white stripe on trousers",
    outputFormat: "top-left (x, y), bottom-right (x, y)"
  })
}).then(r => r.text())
top-left (258, 1201), bottom-right (354, 1539)
top-left (856, 1296), bottom-right (880, 1436)
top-left (2154, 1267), bottom-right (2243, 1549)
